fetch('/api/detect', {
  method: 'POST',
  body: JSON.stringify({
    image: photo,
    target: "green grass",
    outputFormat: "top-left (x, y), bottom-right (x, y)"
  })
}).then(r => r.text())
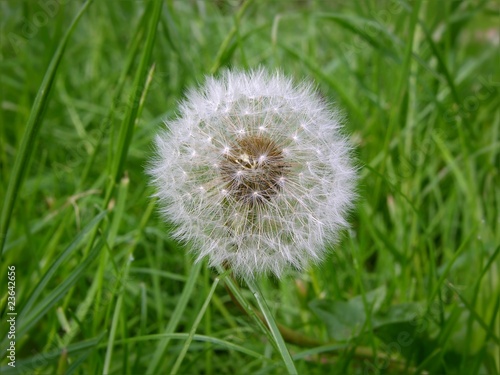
top-left (1, 0), bottom-right (499, 374)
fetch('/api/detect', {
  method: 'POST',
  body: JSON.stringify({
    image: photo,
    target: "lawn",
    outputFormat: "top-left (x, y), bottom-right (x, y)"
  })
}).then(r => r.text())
top-left (1, 0), bottom-right (499, 374)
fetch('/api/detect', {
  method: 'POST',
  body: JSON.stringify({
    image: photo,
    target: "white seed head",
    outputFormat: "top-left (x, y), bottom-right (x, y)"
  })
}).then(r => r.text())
top-left (148, 69), bottom-right (357, 279)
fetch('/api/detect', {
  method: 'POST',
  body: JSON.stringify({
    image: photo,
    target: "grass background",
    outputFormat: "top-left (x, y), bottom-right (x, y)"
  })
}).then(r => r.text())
top-left (1, 0), bottom-right (499, 374)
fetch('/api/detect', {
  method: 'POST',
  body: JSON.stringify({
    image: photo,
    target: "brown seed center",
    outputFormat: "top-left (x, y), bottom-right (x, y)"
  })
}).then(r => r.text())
top-left (220, 136), bottom-right (289, 205)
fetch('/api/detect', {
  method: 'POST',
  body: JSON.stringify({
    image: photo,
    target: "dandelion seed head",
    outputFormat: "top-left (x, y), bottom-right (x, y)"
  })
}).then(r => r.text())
top-left (149, 69), bottom-right (357, 279)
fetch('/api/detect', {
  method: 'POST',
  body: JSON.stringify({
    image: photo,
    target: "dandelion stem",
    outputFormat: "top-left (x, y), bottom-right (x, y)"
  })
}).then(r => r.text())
top-left (245, 277), bottom-right (298, 374)
top-left (222, 271), bottom-right (423, 372)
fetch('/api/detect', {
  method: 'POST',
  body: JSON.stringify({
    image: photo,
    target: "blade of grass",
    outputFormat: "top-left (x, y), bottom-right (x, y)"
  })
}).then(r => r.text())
top-left (103, 9), bottom-right (148, 183)
top-left (129, 267), bottom-right (187, 282)
top-left (279, 42), bottom-right (362, 122)
top-left (0, 210), bottom-right (106, 351)
top-left (13, 235), bottom-right (106, 346)
top-left (447, 282), bottom-right (500, 345)
top-left (209, 0), bottom-right (254, 74)
top-left (465, 245), bottom-right (500, 356)
top-left (66, 345), bottom-right (97, 375)
top-left (146, 261), bottom-right (203, 375)
top-left (58, 4), bottom-right (159, 344)
top-left (315, 13), bottom-right (400, 61)
top-left (245, 278), bottom-right (298, 375)
top-left (60, 176), bottom-right (130, 347)
top-left (17, 210), bottom-right (107, 321)
top-left (219, 269), bottom-right (323, 349)
top-left (0, 333), bottom-right (106, 375)
top-left (374, 0), bottom-right (422, 205)
top-left (102, 249), bottom-right (134, 375)
top-left (113, 333), bottom-right (264, 360)
top-left (203, 265), bottom-right (214, 375)
top-left (418, 19), bottom-right (461, 105)
top-left (426, 226), bottom-right (476, 314)
top-left (432, 131), bottom-right (469, 194)
top-left (217, 268), bottom-right (270, 339)
top-left (104, 0), bottom-right (163, 206)
top-left (171, 276), bottom-right (220, 375)
top-left (0, 0), bottom-right (94, 252)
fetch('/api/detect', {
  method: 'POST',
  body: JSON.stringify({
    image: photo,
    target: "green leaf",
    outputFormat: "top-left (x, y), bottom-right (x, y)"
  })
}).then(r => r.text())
top-left (371, 302), bottom-right (449, 371)
top-left (372, 302), bottom-right (424, 352)
top-left (309, 286), bottom-right (386, 341)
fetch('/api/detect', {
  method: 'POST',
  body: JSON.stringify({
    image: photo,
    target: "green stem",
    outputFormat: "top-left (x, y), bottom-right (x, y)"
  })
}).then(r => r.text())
top-left (244, 278), bottom-right (298, 375)
top-left (223, 271), bottom-right (422, 373)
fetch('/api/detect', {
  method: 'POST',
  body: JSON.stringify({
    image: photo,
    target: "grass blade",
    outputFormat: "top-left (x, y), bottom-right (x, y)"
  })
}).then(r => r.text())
top-left (5, 235), bottom-right (106, 351)
top-left (171, 276), bottom-right (220, 374)
top-left (102, 250), bottom-right (133, 374)
top-left (0, 210), bottom-right (106, 351)
top-left (0, 333), bottom-right (106, 375)
top-left (315, 13), bottom-right (400, 61)
top-left (112, 333), bottom-right (264, 360)
top-left (209, 0), bottom-right (254, 74)
top-left (279, 43), bottom-right (362, 121)
top-left (17, 210), bottom-right (106, 321)
top-left (0, 0), bottom-right (94, 252)
top-left (245, 278), bottom-right (298, 375)
top-left (146, 261), bottom-right (203, 374)
top-left (447, 282), bottom-right (500, 345)
top-left (105, 0), bottom-right (163, 205)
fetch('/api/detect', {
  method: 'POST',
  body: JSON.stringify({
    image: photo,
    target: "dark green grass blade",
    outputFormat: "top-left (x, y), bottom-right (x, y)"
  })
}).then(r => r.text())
top-left (105, 0), bottom-right (163, 206)
top-left (13, 235), bottom-right (107, 344)
top-left (0, 333), bottom-right (106, 375)
top-left (109, 333), bottom-right (264, 359)
top-left (246, 278), bottom-right (298, 375)
top-left (146, 261), bottom-right (203, 374)
top-left (418, 20), bottom-right (461, 105)
top-left (315, 13), bottom-right (400, 61)
top-left (170, 276), bottom-right (221, 374)
top-left (279, 43), bottom-right (362, 121)
top-left (0, 0), bottom-right (94, 252)
top-left (447, 283), bottom-right (500, 345)
top-left (15, 211), bottom-right (106, 322)
top-left (209, 0), bottom-right (255, 74)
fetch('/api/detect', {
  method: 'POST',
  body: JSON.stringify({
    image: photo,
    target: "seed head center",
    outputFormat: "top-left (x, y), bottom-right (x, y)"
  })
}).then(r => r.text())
top-left (220, 135), bottom-right (289, 205)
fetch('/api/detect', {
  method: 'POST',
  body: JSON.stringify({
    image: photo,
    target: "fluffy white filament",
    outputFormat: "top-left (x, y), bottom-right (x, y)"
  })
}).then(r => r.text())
top-left (149, 69), bottom-right (356, 278)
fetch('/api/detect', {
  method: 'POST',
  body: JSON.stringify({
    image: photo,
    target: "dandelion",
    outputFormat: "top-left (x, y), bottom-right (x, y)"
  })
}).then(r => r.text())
top-left (149, 69), bottom-right (356, 278)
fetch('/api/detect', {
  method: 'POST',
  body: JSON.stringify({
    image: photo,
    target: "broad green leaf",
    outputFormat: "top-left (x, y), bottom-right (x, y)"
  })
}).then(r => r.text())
top-left (309, 286), bottom-right (386, 341)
